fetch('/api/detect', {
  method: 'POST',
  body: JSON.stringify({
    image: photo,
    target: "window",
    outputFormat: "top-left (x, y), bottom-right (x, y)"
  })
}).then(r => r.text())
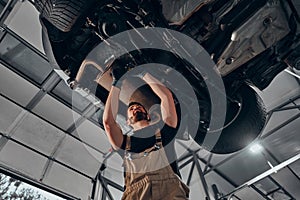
top-left (0, 33), bottom-right (52, 84)
top-left (0, 172), bottom-right (66, 200)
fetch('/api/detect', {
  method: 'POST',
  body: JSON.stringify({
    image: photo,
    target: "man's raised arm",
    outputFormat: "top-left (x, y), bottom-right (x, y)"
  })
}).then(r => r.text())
top-left (103, 67), bottom-right (126, 150)
top-left (142, 73), bottom-right (177, 128)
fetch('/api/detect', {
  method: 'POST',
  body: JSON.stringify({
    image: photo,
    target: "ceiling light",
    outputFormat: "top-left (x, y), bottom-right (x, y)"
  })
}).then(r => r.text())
top-left (249, 142), bottom-right (264, 153)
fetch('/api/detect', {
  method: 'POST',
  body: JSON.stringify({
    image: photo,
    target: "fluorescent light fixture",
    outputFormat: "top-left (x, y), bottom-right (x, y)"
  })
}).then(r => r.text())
top-left (249, 142), bottom-right (264, 153)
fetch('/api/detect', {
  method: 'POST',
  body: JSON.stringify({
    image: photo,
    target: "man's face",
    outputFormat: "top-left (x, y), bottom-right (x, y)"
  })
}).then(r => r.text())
top-left (127, 103), bottom-right (149, 124)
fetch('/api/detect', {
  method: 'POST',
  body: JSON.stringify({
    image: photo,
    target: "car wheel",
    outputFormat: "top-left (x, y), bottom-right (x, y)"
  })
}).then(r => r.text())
top-left (194, 84), bottom-right (267, 154)
top-left (34, 0), bottom-right (95, 32)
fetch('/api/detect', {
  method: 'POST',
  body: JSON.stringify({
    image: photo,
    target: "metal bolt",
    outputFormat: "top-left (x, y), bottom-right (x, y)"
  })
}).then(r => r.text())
top-left (226, 57), bottom-right (234, 65)
top-left (263, 17), bottom-right (272, 26)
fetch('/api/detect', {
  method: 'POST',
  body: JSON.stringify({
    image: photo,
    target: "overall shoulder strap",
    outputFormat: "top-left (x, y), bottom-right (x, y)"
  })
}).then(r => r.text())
top-left (155, 129), bottom-right (162, 146)
top-left (125, 135), bottom-right (131, 151)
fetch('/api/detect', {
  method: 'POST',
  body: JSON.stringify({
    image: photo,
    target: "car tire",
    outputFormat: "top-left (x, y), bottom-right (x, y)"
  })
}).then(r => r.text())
top-left (194, 84), bottom-right (267, 154)
top-left (34, 0), bottom-right (95, 32)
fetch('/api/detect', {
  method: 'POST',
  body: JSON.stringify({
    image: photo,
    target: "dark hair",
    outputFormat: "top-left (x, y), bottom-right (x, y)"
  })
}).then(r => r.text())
top-left (128, 102), bottom-right (148, 113)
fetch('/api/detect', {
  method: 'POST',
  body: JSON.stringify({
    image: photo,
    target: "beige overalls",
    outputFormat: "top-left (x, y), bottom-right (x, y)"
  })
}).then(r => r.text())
top-left (121, 129), bottom-right (190, 200)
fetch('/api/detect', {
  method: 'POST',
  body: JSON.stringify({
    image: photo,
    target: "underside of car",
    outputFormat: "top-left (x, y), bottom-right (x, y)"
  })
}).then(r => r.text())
top-left (34, 0), bottom-right (300, 154)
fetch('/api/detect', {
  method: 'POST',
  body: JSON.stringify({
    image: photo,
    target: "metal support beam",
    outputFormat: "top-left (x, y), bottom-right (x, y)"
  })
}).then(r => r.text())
top-left (193, 152), bottom-right (211, 200)
top-left (250, 185), bottom-right (272, 200)
top-left (179, 157), bottom-right (194, 170)
top-left (264, 147), bottom-right (300, 182)
top-left (203, 153), bottom-right (213, 173)
top-left (231, 194), bottom-right (242, 200)
top-left (90, 150), bottom-right (124, 200)
top-left (268, 176), bottom-right (295, 199)
top-left (91, 164), bottom-right (115, 200)
top-left (205, 96), bottom-right (300, 176)
top-left (261, 113), bottom-right (300, 139)
top-left (267, 95), bottom-right (300, 115)
top-left (177, 141), bottom-right (238, 189)
top-left (98, 173), bottom-right (114, 200)
top-left (90, 176), bottom-right (99, 200)
top-left (186, 160), bottom-right (195, 186)
top-left (0, 0), bottom-right (15, 25)
top-left (272, 105), bottom-right (300, 112)
top-left (220, 153), bottom-right (300, 199)
top-left (102, 177), bottom-right (123, 191)
top-left (177, 151), bottom-right (194, 163)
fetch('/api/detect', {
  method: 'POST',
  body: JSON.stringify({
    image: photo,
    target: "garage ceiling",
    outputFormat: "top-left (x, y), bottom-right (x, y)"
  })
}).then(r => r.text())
top-left (0, 1), bottom-right (299, 200)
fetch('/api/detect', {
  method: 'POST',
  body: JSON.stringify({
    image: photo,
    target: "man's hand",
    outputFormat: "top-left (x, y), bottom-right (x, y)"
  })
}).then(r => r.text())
top-left (111, 66), bottom-right (127, 88)
top-left (142, 73), bottom-right (178, 128)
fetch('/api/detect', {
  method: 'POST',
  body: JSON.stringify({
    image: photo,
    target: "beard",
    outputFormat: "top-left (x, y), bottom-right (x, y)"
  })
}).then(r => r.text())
top-left (129, 111), bottom-right (148, 124)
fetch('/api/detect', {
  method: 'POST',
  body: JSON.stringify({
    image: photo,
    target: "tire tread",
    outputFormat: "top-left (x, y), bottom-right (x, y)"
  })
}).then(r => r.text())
top-left (34, 0), bottom-right (90, 32)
